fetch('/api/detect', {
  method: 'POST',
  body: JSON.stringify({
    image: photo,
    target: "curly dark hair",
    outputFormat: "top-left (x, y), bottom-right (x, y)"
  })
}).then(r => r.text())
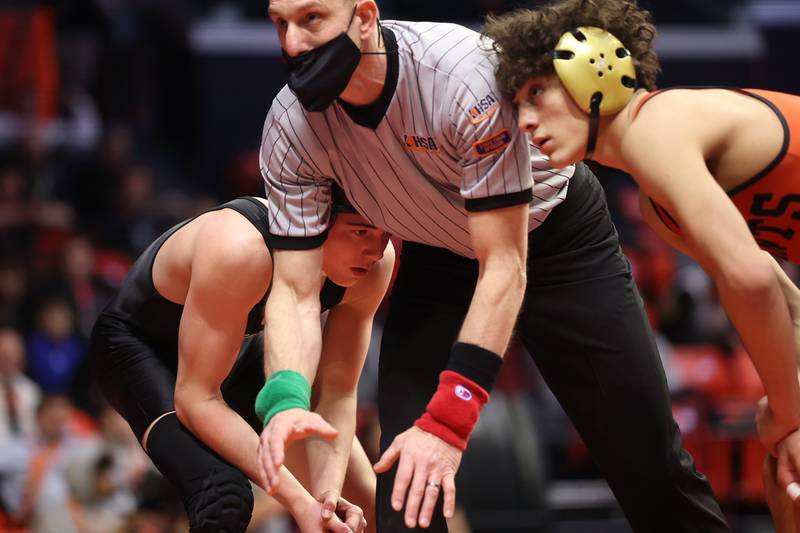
top-left (482, 0), bottom-right (660, 99)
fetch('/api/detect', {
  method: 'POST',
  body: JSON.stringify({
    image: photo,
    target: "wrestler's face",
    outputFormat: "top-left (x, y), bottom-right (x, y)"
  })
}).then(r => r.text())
top-left (515, 75), bottom-right (588, 167)
top-left (323, 213), bottom-right (390, 286)
top-left (269, 0), bottom-right (358, 58)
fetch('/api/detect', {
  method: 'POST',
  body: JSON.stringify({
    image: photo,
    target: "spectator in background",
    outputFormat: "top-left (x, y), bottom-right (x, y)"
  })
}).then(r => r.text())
top-left (27, 297), bottom-right (84, 394)
top-left (122, 470), bottom-right (188, 533)
top-left (0, 259), bottom-right (32, 333)
top-left (0, 394), bottom-right (89, 533)
top-left (0, 327), bottom-right (42, 442)
top-left (0, 156), bottom-right (75, 277)
top-left (58, 234), bottom-right (114, 339)
top-left (659, 258), bottom-right (738, 348)
top-left (67, 125), bottom-right (133, 243)
top-left (65, 404), bottom-right (150, 533)
top-left (106, 163), bottom-right (175, 256)
top-left (0, 163), bottom-right (36, 258)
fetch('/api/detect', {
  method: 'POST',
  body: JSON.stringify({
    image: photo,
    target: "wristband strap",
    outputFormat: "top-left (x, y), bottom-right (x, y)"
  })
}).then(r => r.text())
top-left (414, 370), bottom-right (490, 450)
top-left (255, 370), bottom-right (311, 427)
top-left (446, 342), bottom-right (503, 393)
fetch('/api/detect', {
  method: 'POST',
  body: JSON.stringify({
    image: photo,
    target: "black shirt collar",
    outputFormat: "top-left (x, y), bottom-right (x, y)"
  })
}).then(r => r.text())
top-left (338, 26), bottom-right (398, 130)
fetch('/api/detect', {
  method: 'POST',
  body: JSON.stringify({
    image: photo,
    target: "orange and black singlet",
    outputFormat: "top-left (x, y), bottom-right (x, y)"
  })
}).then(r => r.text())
top-left (640, 88), bottom-right (800, 262)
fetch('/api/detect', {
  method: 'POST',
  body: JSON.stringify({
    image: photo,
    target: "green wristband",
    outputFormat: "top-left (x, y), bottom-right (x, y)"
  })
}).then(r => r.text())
top-left (255, 370), bottom-right (312, 427)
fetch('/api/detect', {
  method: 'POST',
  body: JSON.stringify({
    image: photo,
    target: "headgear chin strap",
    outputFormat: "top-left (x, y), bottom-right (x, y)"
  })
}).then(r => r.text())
top-left (585, 92), bottom-right (603, 160)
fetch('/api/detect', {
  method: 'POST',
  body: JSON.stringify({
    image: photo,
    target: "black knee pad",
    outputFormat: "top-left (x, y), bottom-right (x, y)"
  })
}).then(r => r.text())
top-left (186, 468), bottom-right (254, 533)
top-left (146, 413), bottom-right (254, 533)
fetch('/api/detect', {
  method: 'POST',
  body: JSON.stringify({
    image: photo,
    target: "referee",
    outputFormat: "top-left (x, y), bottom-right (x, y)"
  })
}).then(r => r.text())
top-left (256, 1), bottom-right (729, 532)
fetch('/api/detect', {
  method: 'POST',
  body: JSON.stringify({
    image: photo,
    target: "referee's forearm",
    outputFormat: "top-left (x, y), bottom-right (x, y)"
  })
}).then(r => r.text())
top-left (457, 264), bottom-right (526, 356)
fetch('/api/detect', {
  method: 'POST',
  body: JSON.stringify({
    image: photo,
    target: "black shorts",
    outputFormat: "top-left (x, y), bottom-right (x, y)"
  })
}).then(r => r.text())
top-left (90, 315), bottom-right (264, 441)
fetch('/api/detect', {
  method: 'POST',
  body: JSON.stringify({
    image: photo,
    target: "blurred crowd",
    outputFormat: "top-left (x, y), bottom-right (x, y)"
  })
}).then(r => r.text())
top-left (0, 0), bottom-right (791, 531)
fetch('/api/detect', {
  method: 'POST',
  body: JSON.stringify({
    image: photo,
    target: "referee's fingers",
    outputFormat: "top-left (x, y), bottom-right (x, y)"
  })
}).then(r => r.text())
top-left (391, 451), bottom-right (415, 512)
top-left (442, 473), bottom-right (457, 519)
top-left (373, 439), bottom-right (401, 474)
top-left (403, 464), bottom-right (429, 528)
top-left (417, 478), bottom-right (441, 528)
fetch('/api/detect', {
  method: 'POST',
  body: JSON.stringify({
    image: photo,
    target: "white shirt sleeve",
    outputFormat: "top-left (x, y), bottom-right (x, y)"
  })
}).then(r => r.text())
top-left (259, 104), bottom-right (333, 249)
top-left (449, 53), bottom-right (534, 212)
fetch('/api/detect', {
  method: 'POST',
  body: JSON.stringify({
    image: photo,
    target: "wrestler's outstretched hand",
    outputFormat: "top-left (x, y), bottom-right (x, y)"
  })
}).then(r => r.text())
top-left (763, 454), bottom-right (800, 533)
top-left (258, 408), bottom-right (337, 493)
top-left (757, 396), bottom-right (800, 528)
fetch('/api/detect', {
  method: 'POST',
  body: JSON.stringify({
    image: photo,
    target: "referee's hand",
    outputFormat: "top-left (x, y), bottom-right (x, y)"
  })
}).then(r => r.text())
top-left (374, 426), bottom-right (462, 529)
top-left (257, 408), bottom-right (338, 494)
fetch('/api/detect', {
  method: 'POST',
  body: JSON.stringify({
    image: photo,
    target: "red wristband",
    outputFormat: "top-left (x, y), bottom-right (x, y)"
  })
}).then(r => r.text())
top-left (414, 370), bottom-right (490, 450)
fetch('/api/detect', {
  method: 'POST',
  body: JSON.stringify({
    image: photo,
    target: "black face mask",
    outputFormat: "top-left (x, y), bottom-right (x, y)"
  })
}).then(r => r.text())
top-left (282, 7), bottom-right (361, 112)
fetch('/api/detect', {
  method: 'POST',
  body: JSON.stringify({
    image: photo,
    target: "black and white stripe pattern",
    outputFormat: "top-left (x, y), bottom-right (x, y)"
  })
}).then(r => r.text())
top-left (260, 20), bottom-right (572, 258)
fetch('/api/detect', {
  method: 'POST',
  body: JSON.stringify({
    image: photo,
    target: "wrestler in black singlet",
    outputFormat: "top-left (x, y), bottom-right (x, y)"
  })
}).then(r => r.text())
top-left (89, 198), bottom-right (347, 533)
top-left (90, 196), bottom-right (346, 439)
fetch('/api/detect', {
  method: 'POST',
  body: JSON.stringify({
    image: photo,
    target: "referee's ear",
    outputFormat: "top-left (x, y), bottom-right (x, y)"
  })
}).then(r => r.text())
top-left (354, 1), bottom-right (379, 43)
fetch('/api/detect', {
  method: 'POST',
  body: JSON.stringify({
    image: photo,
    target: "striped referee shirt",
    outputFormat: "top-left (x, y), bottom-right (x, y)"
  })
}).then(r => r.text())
top-left (260, 20), bottom-right (574, 259)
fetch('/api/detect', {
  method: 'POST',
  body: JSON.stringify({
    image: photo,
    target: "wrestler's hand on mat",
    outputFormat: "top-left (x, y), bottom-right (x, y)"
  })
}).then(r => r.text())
top-left (757, 396), bottom-right (800, 504)
top-left (258, 408), bottom-right (338, 494)
top-left (292, 495), bottom-right (359, 533)
top-left (763, 454), bottom-right (800, 533)
top-left (318, 490), bottom-right (367, 533)
top-left (776, 430), bottom-right (800, 506)
top-left (373, 426), bottom-right (462, 529)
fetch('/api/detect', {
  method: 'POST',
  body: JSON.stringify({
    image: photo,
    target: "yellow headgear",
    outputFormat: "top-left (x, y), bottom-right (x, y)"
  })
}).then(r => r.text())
top-left (553, 26), bottom-right (637, 116)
